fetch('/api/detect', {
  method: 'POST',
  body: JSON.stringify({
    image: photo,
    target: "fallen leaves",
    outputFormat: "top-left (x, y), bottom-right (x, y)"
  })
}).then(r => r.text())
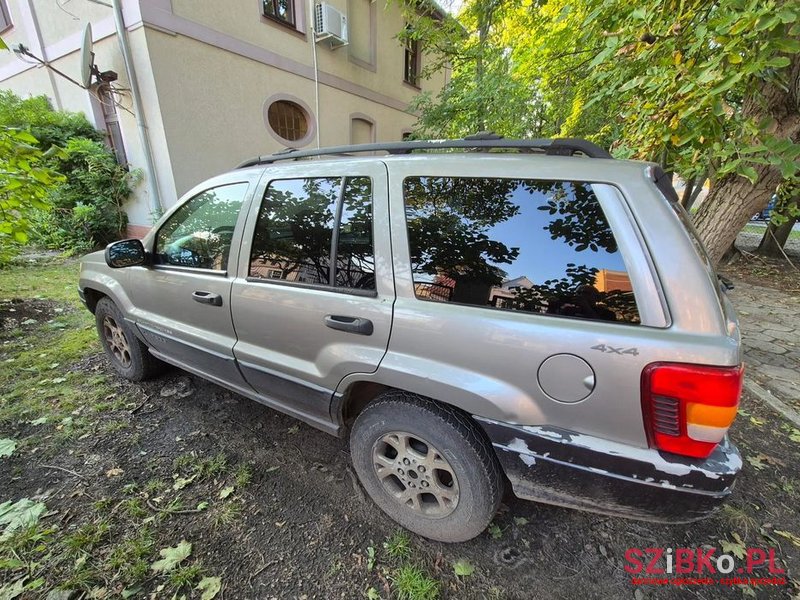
top-left (746, 453), bottom-right (785, 471)
top-left (719, 533), bottom-right (747, 559)
top-left (196, 576), bottom-right (222, 600)
top-left (453, 559), bottom-right (475, 577)
top-left (218, 486), bottom-right (234, 500)
top-left (0, 438), bottom-right (16, 458)
top-left (105, 467), bottom-right (124, 478)
top-left (775, 530), bottom-right (800, 548)
top-left (151, 540), bottom-right (192, 573)
top-left (0, 499), bottom-right (47, 540)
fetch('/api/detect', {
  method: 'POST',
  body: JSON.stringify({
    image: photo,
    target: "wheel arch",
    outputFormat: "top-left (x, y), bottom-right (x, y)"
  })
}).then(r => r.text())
top-left (334, 362), bottom-right (541, 430)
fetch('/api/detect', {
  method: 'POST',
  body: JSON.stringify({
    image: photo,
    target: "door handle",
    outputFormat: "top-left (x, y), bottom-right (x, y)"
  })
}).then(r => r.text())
top-left (192, 290), bottom-right (223, 306)
top-left (324, 315), bottom-right (374, 336)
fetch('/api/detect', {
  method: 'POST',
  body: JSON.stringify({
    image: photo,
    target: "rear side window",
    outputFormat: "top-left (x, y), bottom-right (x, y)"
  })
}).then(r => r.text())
top-left (249, 177), bottom-right (375, 291)
top-left (403, 177), bottom-right (640, 325)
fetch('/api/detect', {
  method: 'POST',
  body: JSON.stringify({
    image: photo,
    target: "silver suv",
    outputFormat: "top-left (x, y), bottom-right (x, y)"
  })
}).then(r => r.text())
top-left (79, 137), bottom-right (743, 542)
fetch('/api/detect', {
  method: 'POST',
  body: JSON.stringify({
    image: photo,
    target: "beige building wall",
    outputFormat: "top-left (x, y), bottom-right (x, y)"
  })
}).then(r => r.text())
top-left (1, 0), bottom-right (449, 231)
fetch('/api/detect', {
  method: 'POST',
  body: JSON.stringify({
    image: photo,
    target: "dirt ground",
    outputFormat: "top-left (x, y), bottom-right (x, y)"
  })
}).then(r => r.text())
top-left (1, 258), bottom-right (799, 600)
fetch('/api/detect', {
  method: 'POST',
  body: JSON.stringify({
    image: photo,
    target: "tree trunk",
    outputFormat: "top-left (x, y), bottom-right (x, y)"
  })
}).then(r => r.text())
top-left (680, 176), bottom-right (696, 208)
top-left (757, 196), bottom-right (799, 257)
top-left (693, 51), bottom-right (800, 265)
top-left (685, 174), bottom-right (706, 212)
top-left (694, 168), bottom-right (783, 263)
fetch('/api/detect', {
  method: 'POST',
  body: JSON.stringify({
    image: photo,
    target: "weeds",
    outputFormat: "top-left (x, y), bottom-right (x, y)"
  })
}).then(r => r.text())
top-left (383, 530), bottom-right (412, 561)
top-left (213, 500), bottom-right (242, 528)
top-left (63, 520), bottom-right (111, 556)
top-left (235, 463), bottom-right (253, 488)
top-left (169, 563), bottom-right (203, 590)
top-left (392, 564), bottom-right (439, 600)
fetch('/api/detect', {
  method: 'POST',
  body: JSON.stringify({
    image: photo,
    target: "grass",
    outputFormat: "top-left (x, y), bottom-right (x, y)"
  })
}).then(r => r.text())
top-left (383, 530), bottom-right (412, 561)
top-left (741, 223), bottom-right (800, 240)
top-left (0, 260), bottom-right (114, 446)
top-left (213, 499), bottom-right (242, 528)
top-left (235, 463), bottom-right (253, 487)
top-left (392, 564), bottom-right (440, 600)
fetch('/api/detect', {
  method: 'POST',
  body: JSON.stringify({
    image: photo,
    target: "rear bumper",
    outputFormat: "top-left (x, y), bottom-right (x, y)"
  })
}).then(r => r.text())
top-left (475, 417), bottom-right (741, 523)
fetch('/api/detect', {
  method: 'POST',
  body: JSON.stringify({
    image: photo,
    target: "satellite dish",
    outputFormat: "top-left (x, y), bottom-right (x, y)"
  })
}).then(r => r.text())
top-left (79, 23), bottom-right (94, 88)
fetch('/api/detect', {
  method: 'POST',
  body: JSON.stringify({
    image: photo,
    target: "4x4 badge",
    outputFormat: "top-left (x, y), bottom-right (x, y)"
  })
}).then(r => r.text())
top-left (591, 343), bottom-right (639, 356)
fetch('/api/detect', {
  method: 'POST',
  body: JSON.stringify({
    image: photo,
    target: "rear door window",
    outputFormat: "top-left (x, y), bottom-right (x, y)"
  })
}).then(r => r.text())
top-left (403, 177), bottom-right (640, 325)
top-left (249, 176), bottom-right (376, 291)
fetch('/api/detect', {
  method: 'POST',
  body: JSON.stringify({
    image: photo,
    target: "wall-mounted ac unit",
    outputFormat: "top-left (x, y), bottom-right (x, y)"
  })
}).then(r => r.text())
top-left (314, 3), bottom-right (348, 47)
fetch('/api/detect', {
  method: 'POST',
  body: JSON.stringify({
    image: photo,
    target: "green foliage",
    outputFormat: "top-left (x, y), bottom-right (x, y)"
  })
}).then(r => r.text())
top-left (551, 0), bottom-right (800, 181)
top-left (0, 91), bottom-right (102, 150)
top-left (151, 540), bottom-right (192, 573)
top-left (0, 499), bottom-right (47, 541)
top-left (0, 128), bottom-right (64, 264)
top-left (391, 564), bottom-right (439, 600)
top-left (0, 91), bottom-right (135, 255)
top-left (453, 558), bottom-right (475, 577)
top-left (34, 138), bottom-right (137, 253)
top-left (383, 530), bottom-right (412, 560)
top-left (407, 0), bottom-right (800, 182)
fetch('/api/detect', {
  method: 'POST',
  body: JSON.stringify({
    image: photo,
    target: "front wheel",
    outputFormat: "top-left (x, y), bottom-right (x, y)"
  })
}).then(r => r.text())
top-left (95, 297), bottom-right (165, 381)
top-left (350, 391), bottom-right (503, 542)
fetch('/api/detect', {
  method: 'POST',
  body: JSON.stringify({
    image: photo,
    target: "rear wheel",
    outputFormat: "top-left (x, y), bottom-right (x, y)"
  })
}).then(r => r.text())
top-left (95, 297), bottom-right (165, 381)
top-left (350, 391), bottom-right (503, 542)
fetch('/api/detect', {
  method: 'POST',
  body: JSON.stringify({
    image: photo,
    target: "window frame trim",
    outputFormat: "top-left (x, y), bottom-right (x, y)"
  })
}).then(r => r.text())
top-left (246, 175), bottom-right (377, 295)
top-left (0, 0), bottom-right (12, 33)
top-left (260, 0), bottom-right (297, 29)
top-left (399, 175), bottom-right (655, 328)
top-left (403, 33), bottom-right (421, 88)
top-left (263, 93), bottom-right (316, 148)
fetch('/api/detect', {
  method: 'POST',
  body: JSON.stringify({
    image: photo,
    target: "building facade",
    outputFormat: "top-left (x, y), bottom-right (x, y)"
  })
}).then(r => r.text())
top-left (0, 0), bottom-right (447, 234)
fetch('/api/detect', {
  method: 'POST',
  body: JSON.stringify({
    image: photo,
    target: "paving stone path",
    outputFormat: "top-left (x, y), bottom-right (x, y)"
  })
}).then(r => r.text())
top-left (731, 281), bottom-right (800, 412)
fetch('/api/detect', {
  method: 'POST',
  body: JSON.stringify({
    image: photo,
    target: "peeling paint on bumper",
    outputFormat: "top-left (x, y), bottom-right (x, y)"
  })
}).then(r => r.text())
top-left (475, 417), bottom-right (741, 523)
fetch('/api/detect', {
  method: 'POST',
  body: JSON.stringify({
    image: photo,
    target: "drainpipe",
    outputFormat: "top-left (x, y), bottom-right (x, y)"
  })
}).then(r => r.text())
top-left (111, 0), bottom-right (163, 214)
top-left (309, 0), bottom-right (321, 148)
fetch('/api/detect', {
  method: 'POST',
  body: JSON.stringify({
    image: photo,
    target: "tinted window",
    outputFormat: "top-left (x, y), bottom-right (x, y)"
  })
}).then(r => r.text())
top-left (155, 183), bottom-right (248, 270)
top-left (249, 177), bottom-right (375, 290)
top-left (403, 177), bottom-right (640, 325)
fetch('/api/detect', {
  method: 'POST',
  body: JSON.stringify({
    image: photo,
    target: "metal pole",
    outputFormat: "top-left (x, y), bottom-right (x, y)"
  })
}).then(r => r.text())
top-left (111, 0), bottom-right (163, 214)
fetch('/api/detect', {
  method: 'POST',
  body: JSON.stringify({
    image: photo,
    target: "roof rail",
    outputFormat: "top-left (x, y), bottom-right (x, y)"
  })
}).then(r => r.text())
top-left (236, 134), bottom-right (612, 168)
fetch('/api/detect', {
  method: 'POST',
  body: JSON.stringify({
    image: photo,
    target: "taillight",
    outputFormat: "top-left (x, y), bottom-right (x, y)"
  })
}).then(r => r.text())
top-left (641, 363), bottom-right (743, 459)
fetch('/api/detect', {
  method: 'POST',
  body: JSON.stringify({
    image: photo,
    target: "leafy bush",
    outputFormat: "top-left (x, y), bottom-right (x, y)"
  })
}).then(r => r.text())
top-left (0, 128), bottom-right (64, 265)
top-left (33, 139), bottom-right (139, 253)
top-left (0, 91), bottom-right (137, 255)
top-left (0, 91), bottom-right (102, 150)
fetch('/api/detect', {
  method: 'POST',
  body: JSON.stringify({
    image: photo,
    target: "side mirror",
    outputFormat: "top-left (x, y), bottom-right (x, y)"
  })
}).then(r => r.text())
top-left (105, 239), bottom-right (146, 268)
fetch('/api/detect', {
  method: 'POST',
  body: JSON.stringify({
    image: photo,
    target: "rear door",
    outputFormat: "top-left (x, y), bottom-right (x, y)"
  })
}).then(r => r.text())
top-left (230, 161), bottom-right (393, 429)
top-left (127, 176), bottom-right (255, 386)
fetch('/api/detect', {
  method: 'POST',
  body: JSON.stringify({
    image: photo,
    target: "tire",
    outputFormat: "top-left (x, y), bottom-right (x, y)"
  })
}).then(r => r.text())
top-left (95, 297), bottom-right (165, 381)
top-left (350, 391), bottom-right (503, 542)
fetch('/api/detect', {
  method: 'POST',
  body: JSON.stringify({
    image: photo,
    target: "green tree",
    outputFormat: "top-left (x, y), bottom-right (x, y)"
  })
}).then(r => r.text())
top-left (0, 128), bottom-right (64, 264)
top-left (0, 91), bottom-right (102, 149)
top-left (406, 0), bottom-right (800, 264)
top-left (37, 138), bottom-right (137, 252)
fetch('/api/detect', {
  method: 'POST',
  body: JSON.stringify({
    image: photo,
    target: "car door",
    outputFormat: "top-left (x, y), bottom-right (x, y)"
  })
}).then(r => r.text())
top-left (127, 175), bottom-right (256, 387)
top-left (230, 161), bottom-right (393, 430)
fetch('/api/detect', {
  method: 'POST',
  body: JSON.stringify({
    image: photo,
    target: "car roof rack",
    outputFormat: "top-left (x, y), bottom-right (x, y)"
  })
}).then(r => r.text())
top-left (236, 133), bottom-right (612, 168)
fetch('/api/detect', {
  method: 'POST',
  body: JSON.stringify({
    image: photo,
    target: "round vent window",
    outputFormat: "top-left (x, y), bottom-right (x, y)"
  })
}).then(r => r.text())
top-left (267, 100), bottom-right (309, 143)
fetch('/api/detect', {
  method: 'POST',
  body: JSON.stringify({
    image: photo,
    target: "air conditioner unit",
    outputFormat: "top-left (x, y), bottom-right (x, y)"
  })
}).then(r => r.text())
top-left (314, 3), bottom-right (348, 47)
